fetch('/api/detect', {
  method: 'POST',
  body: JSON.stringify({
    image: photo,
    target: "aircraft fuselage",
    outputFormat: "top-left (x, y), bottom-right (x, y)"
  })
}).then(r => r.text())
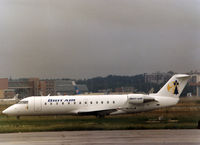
top-left (2, 94), bottom-right (178, 116)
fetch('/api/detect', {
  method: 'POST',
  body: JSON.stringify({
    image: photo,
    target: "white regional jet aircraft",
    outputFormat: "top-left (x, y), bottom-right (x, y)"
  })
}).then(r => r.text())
top-left (2, 74), bottom-right (190, 118)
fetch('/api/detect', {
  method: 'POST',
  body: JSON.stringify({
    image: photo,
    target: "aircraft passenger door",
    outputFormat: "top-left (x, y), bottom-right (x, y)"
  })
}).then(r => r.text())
top-left (34, 97), bottom-right (42, 112)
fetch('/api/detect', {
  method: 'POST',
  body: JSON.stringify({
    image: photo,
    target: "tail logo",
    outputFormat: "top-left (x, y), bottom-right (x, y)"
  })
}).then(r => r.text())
top-left (167, 80), bottom-right (179, 95)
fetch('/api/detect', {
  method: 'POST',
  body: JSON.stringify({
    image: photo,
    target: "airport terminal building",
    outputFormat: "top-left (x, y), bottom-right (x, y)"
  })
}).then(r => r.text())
top-left (0, 78), bottom-right (88, 99)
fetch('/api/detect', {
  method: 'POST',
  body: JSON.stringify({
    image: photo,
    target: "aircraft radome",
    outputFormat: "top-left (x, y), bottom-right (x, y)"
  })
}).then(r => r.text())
top-left (2, 74), bottom-right (190, 118)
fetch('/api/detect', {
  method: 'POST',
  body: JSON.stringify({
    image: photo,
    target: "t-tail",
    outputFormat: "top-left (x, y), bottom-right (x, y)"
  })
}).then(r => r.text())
top-left (155, 74), bottom-right (190, 98)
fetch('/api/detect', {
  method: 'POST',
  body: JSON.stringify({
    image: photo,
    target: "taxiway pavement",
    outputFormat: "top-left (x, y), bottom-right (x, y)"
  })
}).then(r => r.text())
top-left (0, 130), bottom-right (200, 145)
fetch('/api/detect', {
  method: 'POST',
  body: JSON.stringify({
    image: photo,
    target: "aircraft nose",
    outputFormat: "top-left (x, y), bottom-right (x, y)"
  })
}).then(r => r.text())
top-left (2, 108), bottom-right (9, 115)
top-left (2, 107), bottom-right (13, 115)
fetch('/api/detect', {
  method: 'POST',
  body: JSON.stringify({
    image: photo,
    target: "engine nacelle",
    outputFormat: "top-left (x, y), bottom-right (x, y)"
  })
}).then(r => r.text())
top-left (128, 95), bottom-right (156, 104)
top-left (128, 97), bottom-right (144, 104)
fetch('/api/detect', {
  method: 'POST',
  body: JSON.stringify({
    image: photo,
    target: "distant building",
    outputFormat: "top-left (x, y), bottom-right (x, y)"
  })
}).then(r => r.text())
top-left (8, 78), bottom-right (39, 98)
top-left (188, 74), bottom-right (200, 96)
top-left (6, 78), bottom-right (88, 98)
top-left (0, 78), bottom-right (8, 89)
top-left (0, 78), bottom-right (9, 99)
top-left (40, 80), bottom-right (55, 96)
top-left (54, 80), bottom-right (74, 95)
top-left (0, 78), bottom-right (90, 98)
top-left (4, 89), bottom-right (15, 99)
top-left (54, 80), bottom-right (88, 95)
top-left (29, 78), bottom-right (40, 96)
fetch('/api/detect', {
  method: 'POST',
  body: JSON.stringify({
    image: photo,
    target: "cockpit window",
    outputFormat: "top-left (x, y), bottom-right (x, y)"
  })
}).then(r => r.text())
top-left (18, 101), bottom-right (28, 104)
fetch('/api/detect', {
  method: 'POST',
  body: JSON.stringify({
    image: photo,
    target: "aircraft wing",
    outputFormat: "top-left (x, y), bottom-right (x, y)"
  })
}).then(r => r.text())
top-left (77, 109), bottom-right (117, 116)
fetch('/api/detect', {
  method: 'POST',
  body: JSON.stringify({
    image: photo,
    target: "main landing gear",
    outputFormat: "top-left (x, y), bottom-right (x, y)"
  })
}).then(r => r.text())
top-left (96, 114), bottom-right (105, 119)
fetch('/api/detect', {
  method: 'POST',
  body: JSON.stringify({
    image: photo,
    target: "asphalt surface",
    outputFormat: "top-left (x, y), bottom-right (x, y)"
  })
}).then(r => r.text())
top-left (0, 130), bottom-right (200, 145)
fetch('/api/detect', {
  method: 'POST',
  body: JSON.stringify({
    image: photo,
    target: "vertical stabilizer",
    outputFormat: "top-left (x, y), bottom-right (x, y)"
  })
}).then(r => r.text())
top-left (156, 74), bottom-right (190, 98)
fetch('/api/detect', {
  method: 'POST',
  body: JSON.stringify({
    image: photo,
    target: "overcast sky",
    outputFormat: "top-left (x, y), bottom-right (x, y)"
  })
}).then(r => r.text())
top-left (0, 0), bottom-right (200, 79)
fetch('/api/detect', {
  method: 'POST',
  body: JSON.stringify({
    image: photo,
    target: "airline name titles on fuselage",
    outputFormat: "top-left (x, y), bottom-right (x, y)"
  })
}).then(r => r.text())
top-left (48, 99), bottom-right (75, 102)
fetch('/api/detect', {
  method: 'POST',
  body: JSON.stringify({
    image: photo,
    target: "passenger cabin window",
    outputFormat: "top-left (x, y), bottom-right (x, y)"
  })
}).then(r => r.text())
top-left (113, 101), bottom-right (115, 104)
top-left (18, 101), bottom-right (28, 104)
top-left (101, 101), bottom-right (103, 104)
top-left (74, 102), bottom-right (76, 105)
top-left (44, 103), bottom-right (47, 105)
top-left (90, 101), bottom-right (92, 104)
top-left (62, 102), bottom-right (64, 105)
top-left (85, 102), bottom-right (87, 104)
top-left (96, 101), bottom-right (98, 104)
top-left (68, 102), bottom-right (70, 105)
top-left (79, 102), bottom-right (81, 104)
top-left (107, 101), bottom-right (109, 104)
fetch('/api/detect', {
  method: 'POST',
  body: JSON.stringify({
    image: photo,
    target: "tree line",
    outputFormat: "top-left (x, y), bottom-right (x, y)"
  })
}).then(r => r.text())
top-left (77, 74), bottom-right (193, 97)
